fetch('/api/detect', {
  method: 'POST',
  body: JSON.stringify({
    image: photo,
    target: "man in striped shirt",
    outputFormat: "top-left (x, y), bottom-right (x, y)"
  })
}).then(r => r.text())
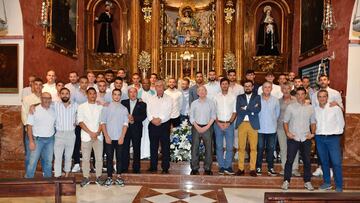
top-left (53, 87), bottom-right (78, 178)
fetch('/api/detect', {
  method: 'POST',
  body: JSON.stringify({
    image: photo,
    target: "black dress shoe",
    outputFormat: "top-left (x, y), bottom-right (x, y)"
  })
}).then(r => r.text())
top-left (147, 168), bottom-right (157, 172)
top-left (249, 170), bottom-right (258, 177)
top-left (161, 169), bottom-right (169, 174)
top-left (190, 170), bottom-right (200, 175)
top-left (236, 170), bottom-right (245, 176)
top-left (204, 170), bottom-right (213, 175)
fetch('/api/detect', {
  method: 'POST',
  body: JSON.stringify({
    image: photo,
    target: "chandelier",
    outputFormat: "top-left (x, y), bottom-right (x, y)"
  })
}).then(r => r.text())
top-left (321, 0), bottom-right (337, 31)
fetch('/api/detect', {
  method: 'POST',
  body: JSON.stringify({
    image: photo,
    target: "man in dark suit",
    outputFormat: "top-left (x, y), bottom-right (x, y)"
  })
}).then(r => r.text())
top-left (235, 80), bottom-right (261, 177)
top-left (121, 87), bottom-right (147, 173)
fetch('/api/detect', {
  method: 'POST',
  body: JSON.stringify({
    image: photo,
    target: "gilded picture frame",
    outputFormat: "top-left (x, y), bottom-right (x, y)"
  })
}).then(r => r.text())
top-left (299, 0), bottom-right (327, 60)
top-left (46, 0), bottom-right (78, 58)
top-left (0, 44), bottom-right (18, 93)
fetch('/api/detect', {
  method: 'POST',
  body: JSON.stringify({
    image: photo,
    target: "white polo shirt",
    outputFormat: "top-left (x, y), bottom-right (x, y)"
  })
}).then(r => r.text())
top-left (26, 105), bottom-right (56, 137)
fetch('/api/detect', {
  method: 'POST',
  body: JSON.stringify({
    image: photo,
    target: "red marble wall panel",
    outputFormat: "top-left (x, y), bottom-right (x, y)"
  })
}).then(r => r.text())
top-left (291, 0), bottom-right (355, 95)
top-left (19, 0), bottom-right (85, 86)
top-left (343, 114), bottom-right (360, 164)
top-left (0, 106), bottom-right (23, 161)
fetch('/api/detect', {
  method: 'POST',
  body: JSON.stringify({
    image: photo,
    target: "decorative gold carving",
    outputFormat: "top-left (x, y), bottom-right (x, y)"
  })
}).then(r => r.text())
top-left (224, 0), bottom-right (235, 24)
top-left (142, 0), bottom-right (152, 23)
top-left (252, 55), bottom-right (283, 72)
top-left (138, 51), bottom-right (151, 78)
top-left (91, 53), bottom-right (123, 69)
top-left (223, 52), bottom-right (236, 72)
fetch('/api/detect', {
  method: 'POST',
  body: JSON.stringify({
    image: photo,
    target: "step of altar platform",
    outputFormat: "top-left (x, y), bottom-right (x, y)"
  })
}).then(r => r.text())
top-left (1, 161), bottom-right (360, 190)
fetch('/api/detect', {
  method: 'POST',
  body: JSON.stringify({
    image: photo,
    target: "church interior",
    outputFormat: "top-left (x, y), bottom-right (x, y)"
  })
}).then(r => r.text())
top-left (0, 0), bottom-right (360, 202)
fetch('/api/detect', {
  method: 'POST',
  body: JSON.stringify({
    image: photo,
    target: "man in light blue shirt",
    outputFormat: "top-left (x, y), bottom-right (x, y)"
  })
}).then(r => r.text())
top-left (25, 92), bottom-right (56, 178)
top-left (256, 81), bottom-right (280, 176)
top-left (101, 88), bottom-right (129, 187)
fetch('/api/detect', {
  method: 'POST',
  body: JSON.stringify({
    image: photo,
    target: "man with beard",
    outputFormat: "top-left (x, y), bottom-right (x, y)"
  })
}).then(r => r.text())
top-left (165, 78), bottom-right (183, 127)
top-left (287, 72), bottom-right (296, 88)
top-left (302, 76), bottom-right (315, 101)
top-left (65, 71), bottom-right (79, 95)
top-left (290, 77), bottom-right (303, 96)
top-left (189, 72), bottom-right (204, 104)
top-left (96, 80), bottom-right (108, 105)
top-left (228, 69), bottom-right (244, 97)
top-left (278, 73), bottom-right (287, 87)
top-left (204, 70), bottom-right (221, 102)
top-left (104, 69), bottom-right (115, 88)
top-left (53, 88), bottom-right (78, 178)
top-left (110, 68), bottom-right (128, 94)
top-left (235, 80), bottom-right (261, 177)
top-left (180, 78), bottom-right (191, 122)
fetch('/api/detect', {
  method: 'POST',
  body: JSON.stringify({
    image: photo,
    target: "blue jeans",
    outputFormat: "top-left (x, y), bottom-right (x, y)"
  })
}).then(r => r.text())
top-left (315, 135), bottom-right (343, 189)
top-left (256, 133), bottom-right (276, 170)
top-left (214, 123), bottom-right (234, 169)
top-left (25, 136), bottom-right (54, 178)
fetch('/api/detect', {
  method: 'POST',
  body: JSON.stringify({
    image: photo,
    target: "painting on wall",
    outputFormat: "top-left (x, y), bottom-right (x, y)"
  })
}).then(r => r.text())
top-left (46, 0), bottom-right (78, 58)
top-left (300, 0), bottom-right (326, 59)
top-left (0, 44), bottom-right (18, 93)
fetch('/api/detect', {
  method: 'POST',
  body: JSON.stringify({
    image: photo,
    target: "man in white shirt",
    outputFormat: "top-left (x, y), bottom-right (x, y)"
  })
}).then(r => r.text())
top-left (149, 73), bottom-right (158, 91)
top-left (204, 70), bottom-right (221, 101)
top-left (214, 78), bottom-right (237, 175)
top-left (258, 72), bottom-right (283, 99)
top-left (165, 78), bottom-right (183, 127)
top-left (147, 80), bottom-right (173, 174)
top-left (25, 92), bottom-right (56, 178)
top-left (314, 90), bottom-right (344, 192)
top-left (110, 69), bottom-right (128, 94)
top-left (129, 73), bottom-right (142, 91)
top-left (78, 87), bottom-right (104, 187)
top-left (42, 69), bottom-right (58, 101)
top-left (106, 77), bottom-right (128, 102)
top-left (96, 80), bottom-right (108, 105)
top-left (21, 75), bottom-right (36, 101)
top-left (53, 81), bottom-right (65, 102)
top-left (227, 69), bottom-right (244, 97)
top-left (87, 71), bottom-right (98, 91)
top-left (311, 74), bottom-right (343, 177)
top-left (65, 71), bottom-right (79, 94)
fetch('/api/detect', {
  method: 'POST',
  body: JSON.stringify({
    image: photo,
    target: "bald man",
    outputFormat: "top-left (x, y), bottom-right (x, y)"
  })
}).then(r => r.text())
top-left (25, 92), bottom-right (56, 178)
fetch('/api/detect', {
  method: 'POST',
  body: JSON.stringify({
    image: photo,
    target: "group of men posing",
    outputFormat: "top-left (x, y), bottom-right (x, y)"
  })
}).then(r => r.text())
top-left (21, 68), bottom-right (344, 192)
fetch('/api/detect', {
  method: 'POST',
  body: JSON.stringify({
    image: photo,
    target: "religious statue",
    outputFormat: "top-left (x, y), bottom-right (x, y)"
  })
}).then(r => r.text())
top-left (256, 5), bottom-right (280, 56)
top-left (175, 6), bottom-right (201, 45)
top-left (95, 1), bottom-right (115, 53)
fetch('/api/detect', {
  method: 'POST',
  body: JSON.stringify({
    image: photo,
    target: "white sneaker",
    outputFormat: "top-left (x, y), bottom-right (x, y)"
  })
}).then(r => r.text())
top-left (330, 169), bottom-right (333, 178)
top-left (281, 180), bottom-right (289, 190)
top-left (71, 164), bottom-right (80, 173)
top-left (312, 167), bottom-right (323, 177)
top-left (304, 182), bottom-right (314, 191)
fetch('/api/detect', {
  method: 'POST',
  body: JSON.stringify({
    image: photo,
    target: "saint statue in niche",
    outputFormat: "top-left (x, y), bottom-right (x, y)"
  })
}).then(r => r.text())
top-left (176, 6), bottom-right (201, 45)
top-left (95, 1), bottom-right (115, 53)
top-left (256, 5), bottom-right (280, 56)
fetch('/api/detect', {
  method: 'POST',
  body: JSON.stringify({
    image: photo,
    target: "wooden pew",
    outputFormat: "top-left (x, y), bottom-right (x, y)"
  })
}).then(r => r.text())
top-left (264, 192), bottom-right (360, 203)
top-left (0, 177), bottom-right (76, 203)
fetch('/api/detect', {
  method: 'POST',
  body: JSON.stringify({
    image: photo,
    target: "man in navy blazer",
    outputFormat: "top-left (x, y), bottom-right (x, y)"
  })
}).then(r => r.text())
top-left (121, 87), bottom-right (147, 173)
top-left (235, 80), bottom-right (261, 177)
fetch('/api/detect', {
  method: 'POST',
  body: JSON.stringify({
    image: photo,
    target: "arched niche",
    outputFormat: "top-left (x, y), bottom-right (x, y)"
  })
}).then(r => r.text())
top-left (245, 0), bottom-right (292, 75)
top-left (85, 0), bottom-right (128, 71)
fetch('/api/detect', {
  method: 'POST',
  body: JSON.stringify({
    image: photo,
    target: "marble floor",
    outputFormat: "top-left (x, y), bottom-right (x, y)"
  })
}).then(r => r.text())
top-left (75, 184), bottom-right (360, 203)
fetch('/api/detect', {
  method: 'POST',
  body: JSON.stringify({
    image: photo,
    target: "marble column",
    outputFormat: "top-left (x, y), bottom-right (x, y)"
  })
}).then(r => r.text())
top-left (151, 0), bottom-right (160, 74)
top-left (130, 0), bottom-right (141, 75)
top-left (235, 0), bottom-right (244, 80)
top-left (215, 0), bottom-right (224, 75)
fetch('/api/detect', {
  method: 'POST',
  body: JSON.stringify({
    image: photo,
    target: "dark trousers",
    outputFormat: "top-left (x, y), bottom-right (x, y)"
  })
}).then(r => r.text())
top-left (72, 125), bottom-right (81, 164)
top-left (122, 128), bottom-right (142, 172)
top-left (170, 116), bottom-right (181, 128)
top-left (284, 139), bottom-right (312, 183)
top-left (149, 121), bottom-right (171, 171)
top-left (191, 125), bottom-right (213, 171)
top-left (105, 140), bottom-right (122, 177)
top-left (256, 133), bottom-right (277, 170)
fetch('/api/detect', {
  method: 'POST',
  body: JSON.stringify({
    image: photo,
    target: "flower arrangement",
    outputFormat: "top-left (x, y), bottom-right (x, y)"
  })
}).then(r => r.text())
top-left (170, 120), bottom-right (205, 162)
